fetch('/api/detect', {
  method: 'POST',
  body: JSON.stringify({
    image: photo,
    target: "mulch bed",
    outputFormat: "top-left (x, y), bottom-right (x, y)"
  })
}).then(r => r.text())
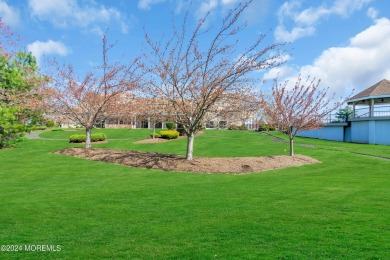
top-left (55, 148), bottom-right (320, 174)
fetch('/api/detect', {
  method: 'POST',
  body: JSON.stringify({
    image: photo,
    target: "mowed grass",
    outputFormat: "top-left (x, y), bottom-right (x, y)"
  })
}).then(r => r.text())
top-left (39, 128), bottom-right (152, 140)
top-left (0, 129), bottom-right (389, 259)
top-left (269, 130), bottom-right (390, 159)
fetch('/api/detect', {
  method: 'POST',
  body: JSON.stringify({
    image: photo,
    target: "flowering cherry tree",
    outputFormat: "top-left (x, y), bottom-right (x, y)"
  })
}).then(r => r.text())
top-left (144, 0), bottom-right (286, 160)
top-left (47, 35), bottom-right (141, 148)
top-left (260, 76), bottom-right (348, 156)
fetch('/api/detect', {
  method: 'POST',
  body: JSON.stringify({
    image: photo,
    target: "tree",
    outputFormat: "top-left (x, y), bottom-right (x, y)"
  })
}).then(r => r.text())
top-left (0, 18), bottom-right (44, 148)
top-left (207, 87), bottom-right (260, 129)
top-left (335, 106), bottom-right (353, 122)
top-left (0, 106), bottom-right (27, 148)
top-left (134, 82), bottom-right (175, 138)
top-left (47, 35), bottom-right (141, 148)
top-left (260, 76), bottom-right (348, 156)
top-left (141, 96), bottom-right (172, 138)
top-left (143, 0), bottom-right (286, 160)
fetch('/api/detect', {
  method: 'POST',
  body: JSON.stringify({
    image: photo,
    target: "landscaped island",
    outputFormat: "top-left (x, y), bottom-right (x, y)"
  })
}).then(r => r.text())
top-left (1, 128), bottom-right (389, 258)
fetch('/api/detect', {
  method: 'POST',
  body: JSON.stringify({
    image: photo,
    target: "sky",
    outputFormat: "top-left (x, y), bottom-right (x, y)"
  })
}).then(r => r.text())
top-left (1, 0), bottom-right (390, 98)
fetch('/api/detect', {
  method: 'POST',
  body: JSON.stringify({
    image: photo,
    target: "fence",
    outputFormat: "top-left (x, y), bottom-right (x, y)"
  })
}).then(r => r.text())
top-left (351, 105), bottom-right (390, 118)
top-left (322, 113), bottom-right (348, 124)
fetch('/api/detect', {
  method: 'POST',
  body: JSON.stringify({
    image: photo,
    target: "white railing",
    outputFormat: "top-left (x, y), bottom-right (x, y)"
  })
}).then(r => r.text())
top-left (352, 105), bottom-right (390, 118)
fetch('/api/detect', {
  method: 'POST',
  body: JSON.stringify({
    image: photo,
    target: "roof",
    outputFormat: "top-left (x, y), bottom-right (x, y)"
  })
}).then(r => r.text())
top-left (347, 79), bottom-right (390, 103)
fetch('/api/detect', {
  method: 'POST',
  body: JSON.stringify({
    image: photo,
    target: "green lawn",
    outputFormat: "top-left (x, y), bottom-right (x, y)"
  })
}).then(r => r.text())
top-left (268, 131), bottom-right (390, 159)
top-left (39, 128), bottom-right (153, 140)
top-left (0, 129), bottom-right (389, 259)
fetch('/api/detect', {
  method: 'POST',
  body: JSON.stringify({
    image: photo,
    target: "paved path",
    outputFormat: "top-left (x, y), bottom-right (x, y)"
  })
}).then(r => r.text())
top-left (260, 132), bottom-right (390, 161)
top-left (349, 152), bottom-right (390, 161)
top-left (260, 132), bottom-right (316, 148)
top-left (25, 132), bottom-right (67, 140)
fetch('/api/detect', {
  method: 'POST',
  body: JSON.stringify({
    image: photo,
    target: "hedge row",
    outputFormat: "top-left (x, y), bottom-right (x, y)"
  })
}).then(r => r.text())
top-left (160, 130), bottom-right (179, 139)
top-left (228, 124), bottom-right (247, 130)
top-left (150, 130), bottom-right (179, 139)
top-left (34, 126), bottom-right (47, 130)
top-left (165, 122), bottom-right (176, 130)
top-left (69, 133), bottom-right (106, 143)
top-left (258, 123), bottom-right (275, 132)
top-left (150, 133), bottom-right (161, 138)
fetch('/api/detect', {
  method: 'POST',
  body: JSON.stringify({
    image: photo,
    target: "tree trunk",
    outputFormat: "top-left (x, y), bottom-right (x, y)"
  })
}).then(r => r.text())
top-left (289, 134), bottom-right (294, 156)
top-left (152, 120), bottom-right (156, 139)
top-left (186, 131), bottom-right (195, 160)
top-left (85, 127), bottom-right (92, 149)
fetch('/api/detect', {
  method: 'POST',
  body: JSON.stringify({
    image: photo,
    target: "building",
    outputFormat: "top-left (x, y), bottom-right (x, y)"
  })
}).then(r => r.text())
top-left (298, 79), bottom-right (390, 145)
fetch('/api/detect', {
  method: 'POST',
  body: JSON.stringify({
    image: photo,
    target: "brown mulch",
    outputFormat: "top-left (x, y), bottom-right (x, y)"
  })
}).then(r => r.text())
top-left (134, 131), bottom-right (203, 144)
top-left (133, 136), bottom-right (186, 144)
top-left (133, 138), bottom-right (170, 144)
top-left (55, 148), bottom-right (320, 174)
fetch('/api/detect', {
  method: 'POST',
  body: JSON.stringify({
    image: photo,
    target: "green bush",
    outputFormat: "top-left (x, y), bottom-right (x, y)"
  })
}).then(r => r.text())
top-left (69, 133), bottom-right (106, 143)
top-left (91, 133), bottom-right (106, 142)
top-left (0, 106), bottom-right (27, 148)
top-left (159, 130), bottom-right (179, 139)
top-left (34, 126), bottom-right (47, 130)
top-left (45, 120), bottom-right (55, 128)
top-left (51, 128), bottom-right (64, 131)
top-left (228, 124), bottom-right (247, 130)
top-left (258, 123), bottom-right (275, 132)
top-left (175, 123), bottom-right (186, 136)
top-left (69, 134), bottom-right (86, 143)
top-left (165, 122), bottom-right (176, 130)
top-left (150, 133), bottom-right (161, 138)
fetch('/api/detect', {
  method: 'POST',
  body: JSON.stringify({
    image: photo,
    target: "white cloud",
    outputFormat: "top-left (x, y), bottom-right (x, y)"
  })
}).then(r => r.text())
top-left (263, 65), bottom-right (296, 80)
top-left (221, 0), bottom-right (240, 5)
top-left (195, 0), bottom-right (218, 20)
top-left (294, 6), bottom-right (330, 25)
top-left (27, 40), bottom-right (71, 63)
top-left (275, 0), bottom-right (373, 42)
top-left (331, 0), bottom-right (372, 17)
top-left (138, 0), bottom-right (167, 10)
top-left (174, 0), bottom-right (185, 14)
top-left (241, 0), bottom-right (271, 26)
top-left (0, 0), bottom-right (20, 27)
top-left (28, 0), bottom-right (130, 34)
top-left (271, 18), bottom-right (390, 98)
top-left (366, 7), bottom-right (378, 20)
top-left (275, 25), bottom-right (315, 42)
top-left (193, 0), bottom-right (270, 27)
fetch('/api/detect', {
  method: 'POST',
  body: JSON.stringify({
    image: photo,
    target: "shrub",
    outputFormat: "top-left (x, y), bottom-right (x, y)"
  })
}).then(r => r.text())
top-left (69, 134), bottom-right (86, 143)
top-left (197, 125), bottom-right (206, 132)
top-left (51, 128), bottom-right (64, 131)
top-left (228, 124), bottom-right (247, 130)
top-left (159, 130), bottom-right (179, 139)
top-left (177, 128), bottom-right (186, 136)
top-left (165, 122), bottom-right (176, 130)
top-left (69, 133), bottom-right (106, 143)
top-left (91, 133), bottom-right (106, 142)
top-left (258, 123), bottom-right (275, 132)
top-left (34, 126), bottom-right (47, 130)
top-left (45, 120), bottom-right (55, 128)
top-left (150, 133), bottom-right (161, 138)
top-left (175, 123), bottom-right (186, 136)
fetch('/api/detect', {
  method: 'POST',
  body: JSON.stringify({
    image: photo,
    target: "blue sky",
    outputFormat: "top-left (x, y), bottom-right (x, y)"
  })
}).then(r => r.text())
top-left (1, 0), bottom-right (390, 97)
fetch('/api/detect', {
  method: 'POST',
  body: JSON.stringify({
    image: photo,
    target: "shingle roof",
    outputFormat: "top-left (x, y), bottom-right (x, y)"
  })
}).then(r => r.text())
top-left (348, 79), bottom-right (390, 102)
